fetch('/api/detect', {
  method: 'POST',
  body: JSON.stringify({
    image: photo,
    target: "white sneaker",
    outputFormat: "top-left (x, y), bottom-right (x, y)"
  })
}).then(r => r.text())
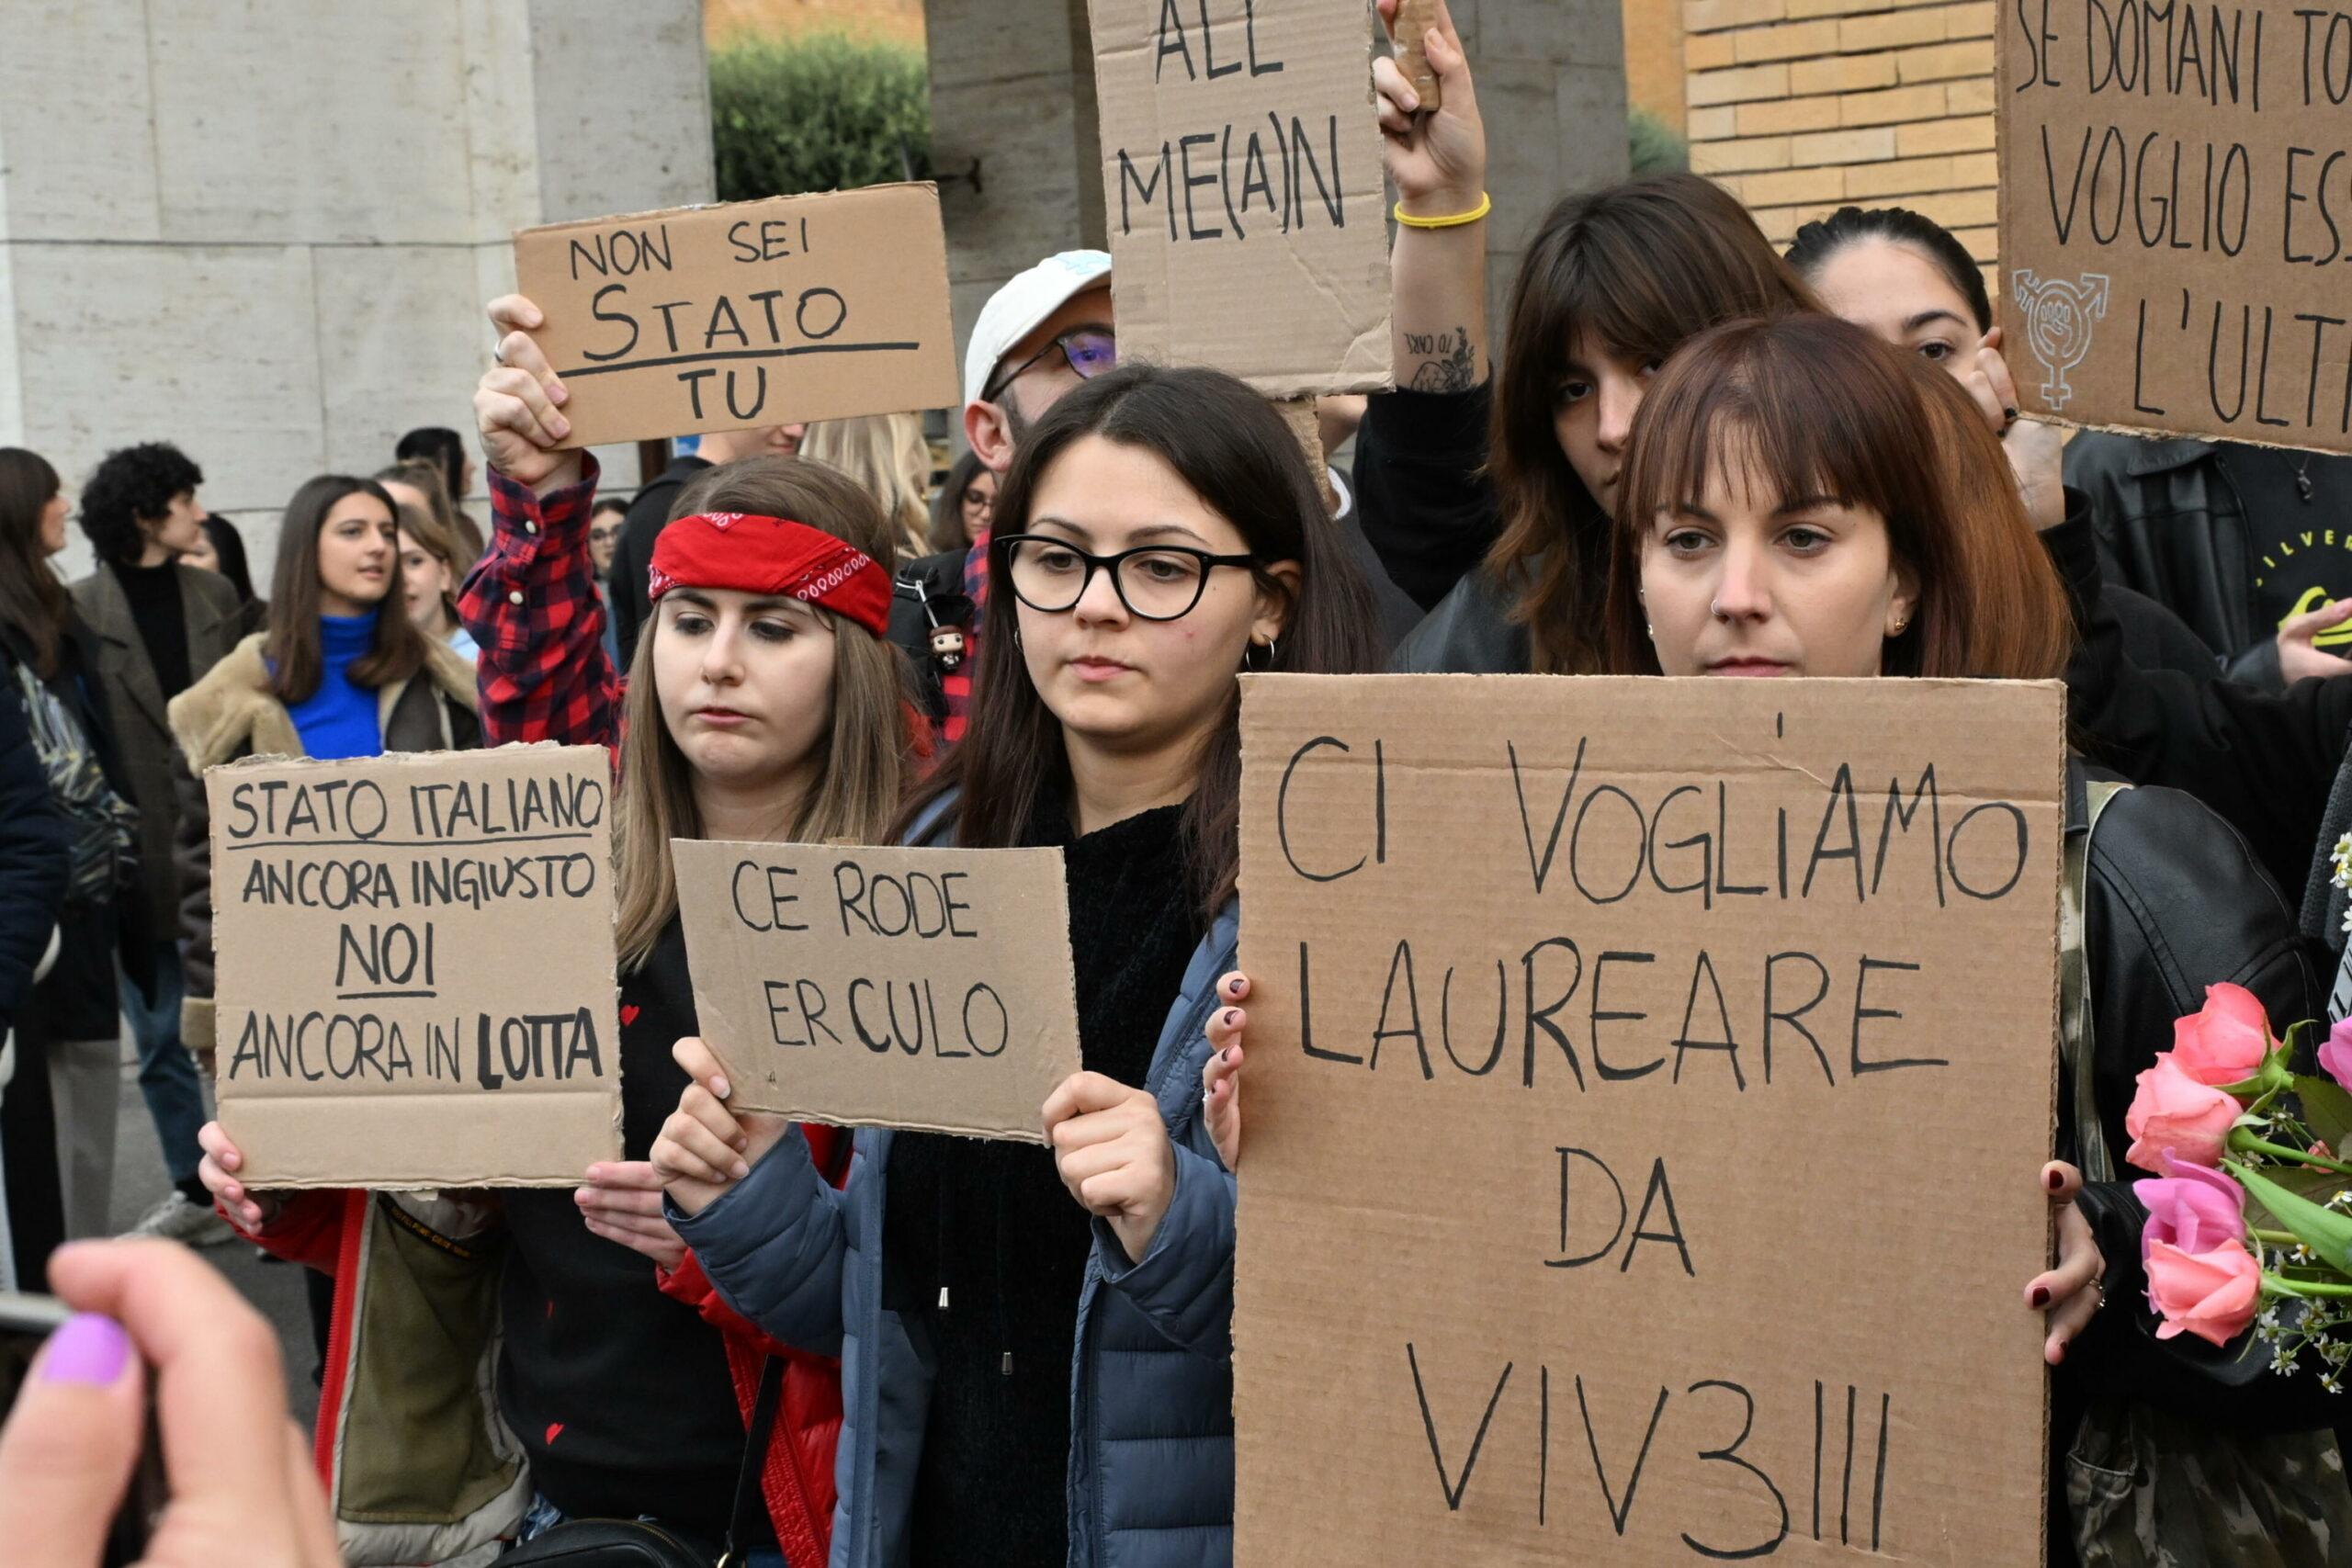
top-left (125, 1191), bottom-right (236, 1247)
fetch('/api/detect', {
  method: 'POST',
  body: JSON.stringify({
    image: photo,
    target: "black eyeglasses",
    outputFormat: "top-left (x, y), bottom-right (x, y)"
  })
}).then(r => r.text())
top-left (997, 534), bottom-right (1256, 621)
top-left (981, 328), bottom-right (1117, 402)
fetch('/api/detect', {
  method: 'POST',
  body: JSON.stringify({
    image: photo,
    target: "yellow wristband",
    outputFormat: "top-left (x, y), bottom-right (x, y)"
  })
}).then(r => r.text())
top-left (1394, 192), bottom-right (1491, 230)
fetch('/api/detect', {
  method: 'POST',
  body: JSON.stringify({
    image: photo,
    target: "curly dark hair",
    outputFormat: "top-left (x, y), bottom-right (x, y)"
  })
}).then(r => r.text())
top-left (78, 441), bottom-right (204, 565)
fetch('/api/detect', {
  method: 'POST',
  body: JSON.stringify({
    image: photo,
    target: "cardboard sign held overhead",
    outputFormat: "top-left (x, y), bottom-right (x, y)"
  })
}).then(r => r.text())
top-left (674, 841), bottom-right (1081, 1143)
top-left (1233, 675), bottom-right (2063, 1566)
top-left (1997, 0), bottom-right (2352, 453)
top-left (1088, 0), bottom-right (1395, 397)
top-left (513, 185), bottom-right (961, 449)
top-left (1392, 0), bottom-right (1442, 111)
top-left (207, 745), bottom-right (622, 1189)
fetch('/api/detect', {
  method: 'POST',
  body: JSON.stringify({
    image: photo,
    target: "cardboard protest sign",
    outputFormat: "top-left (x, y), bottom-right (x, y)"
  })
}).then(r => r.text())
top-left (1998, 0), bottom-right (2352, 453)
top-left (207, 745), bottom-right (622, 1188)
top-left (673, 841), bottom-right (1081, 1143)
top-left (1233, 675), bottom-right (2063, 1566)
top-left (513, 185), bottom-right (960, 449)
top-left (1087, 0), bottom-right (1394, 396)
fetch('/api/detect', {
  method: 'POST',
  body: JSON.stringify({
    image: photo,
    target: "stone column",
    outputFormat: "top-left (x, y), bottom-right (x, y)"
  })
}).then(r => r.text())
top-left (0, 0), bottom-right (714, 584)
top-left (922, 0), bottom-right (1106, 401)
top-left (1448, 0), bottom-right (1633, 333)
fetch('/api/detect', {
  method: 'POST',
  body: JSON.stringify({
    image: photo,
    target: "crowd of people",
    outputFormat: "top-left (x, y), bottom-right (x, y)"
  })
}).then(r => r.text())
top-left (5, 0), bottom-right (2352, 1562)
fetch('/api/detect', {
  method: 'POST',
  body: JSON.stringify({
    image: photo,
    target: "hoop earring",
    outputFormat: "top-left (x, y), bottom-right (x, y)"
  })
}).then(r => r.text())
top-left (1245, 636), bottom-right (1279, 672)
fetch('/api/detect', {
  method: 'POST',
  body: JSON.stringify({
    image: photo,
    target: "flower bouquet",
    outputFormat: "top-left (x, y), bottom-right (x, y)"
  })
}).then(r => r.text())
top-left (2124, 981), bottom-right (2352, 1383)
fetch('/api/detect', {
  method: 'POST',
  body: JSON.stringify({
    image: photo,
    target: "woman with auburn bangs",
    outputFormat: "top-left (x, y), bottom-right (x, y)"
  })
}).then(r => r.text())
top-left (188, 293), bottom-right (915, 1567)
top-left (1600, 314), bottom-right (2345, 1567)
top-left (650, 364), bottom-right (1380, 1568)
top-left (1386, 172), bottom-right (1822, 674)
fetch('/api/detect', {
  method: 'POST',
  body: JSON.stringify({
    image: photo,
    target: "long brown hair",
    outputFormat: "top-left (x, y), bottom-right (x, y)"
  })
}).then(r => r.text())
top-left (612, 457), bottom-right (914, 971)
top-left (895, 364), bottom-right (1382, 919)
top-left (1602, 314), bottom-right (2073, 681)
top-left (0, 448), bottom-right (71, 678)
top-left (1490, 174), bottom-right (1819, 672)
top-left (265, 476), bottom-right (430, 703)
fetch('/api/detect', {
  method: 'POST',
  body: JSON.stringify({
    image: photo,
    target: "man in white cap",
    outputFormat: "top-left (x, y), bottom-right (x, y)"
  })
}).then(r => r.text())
top-left (892, 251), bottom-right (1115, 742)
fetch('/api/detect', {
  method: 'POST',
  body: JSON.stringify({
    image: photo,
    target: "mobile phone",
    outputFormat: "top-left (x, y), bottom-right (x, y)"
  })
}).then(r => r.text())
top-left (0, 1292), bottom-right (165, 1566)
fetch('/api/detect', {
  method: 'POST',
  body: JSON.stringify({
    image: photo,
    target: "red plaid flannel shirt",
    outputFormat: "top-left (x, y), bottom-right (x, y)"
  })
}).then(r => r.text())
top-left (460, 458), bottom-right (619, 751)
top-left (939, 529), bottom-right (990, 745)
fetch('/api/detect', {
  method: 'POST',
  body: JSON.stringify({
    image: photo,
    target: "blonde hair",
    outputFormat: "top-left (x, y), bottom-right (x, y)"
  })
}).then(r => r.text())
top-left (798, 413), bottom-right (932, 563)
top-left (611, 457), bottom-right (915, 971)
top-left (378, 458), bottom-right (479, 578)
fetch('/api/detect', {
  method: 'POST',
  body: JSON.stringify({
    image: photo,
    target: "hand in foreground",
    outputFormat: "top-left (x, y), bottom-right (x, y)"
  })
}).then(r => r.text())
top-left (2274, 597), bottom-right (2352, 683)
top-left (1201, 971), bottom-right (1251, 1171)
top-left (1044, 1072), bottom-right (1177, 1266)
top-left (195, 1121), bottom-right (278, 1234)
top-left (650, 1037), bottom-right (790, 1217)
top-left (1373, 0), bottom-right (1485, 216)
top-left (0, 1239), bottom-right (339, 1567)
top-left (1955, 335), bottom-right (2066, 531)
top-left (578, 1160), bottom-right (687, 1271)
top-left (2026, 1160), bottom-right (2109, 1366)
top-left (476, 294), bottom-right (582, 495)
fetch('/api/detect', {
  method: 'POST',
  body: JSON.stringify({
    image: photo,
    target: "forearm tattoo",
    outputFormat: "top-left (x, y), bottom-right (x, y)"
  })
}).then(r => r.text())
top-left (1405, 326), bottom-right (1477, 393)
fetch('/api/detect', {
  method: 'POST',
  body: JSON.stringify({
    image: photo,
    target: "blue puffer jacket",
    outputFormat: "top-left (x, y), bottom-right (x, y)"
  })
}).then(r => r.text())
top-left (668, 796), bottom-right (1240, 1568)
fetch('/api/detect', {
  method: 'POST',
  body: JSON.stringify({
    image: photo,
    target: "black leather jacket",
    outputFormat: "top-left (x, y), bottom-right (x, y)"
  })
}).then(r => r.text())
top-left (2064, 762), bottom-right (2338, 1429)
top-left (2064, 434), bottom-right (2289, 686)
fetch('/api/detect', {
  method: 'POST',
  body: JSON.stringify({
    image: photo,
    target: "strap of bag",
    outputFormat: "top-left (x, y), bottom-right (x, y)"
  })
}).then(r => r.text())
top-left (718, 1356), bottom-right (787, 1568)
top-left (2060, 779), bottom-right (2130, 1184)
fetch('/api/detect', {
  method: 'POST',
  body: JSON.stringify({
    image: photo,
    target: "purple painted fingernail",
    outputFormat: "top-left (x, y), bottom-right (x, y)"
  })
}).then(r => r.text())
top-left (42, 1314), bottom-right (130, 1386)
top-left (1224, 1010), bottom-right (1240, 1028)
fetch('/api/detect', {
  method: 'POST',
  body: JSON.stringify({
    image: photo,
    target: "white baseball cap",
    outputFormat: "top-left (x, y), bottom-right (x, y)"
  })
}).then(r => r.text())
top-left (963, 250), bottom-right (1114, 410)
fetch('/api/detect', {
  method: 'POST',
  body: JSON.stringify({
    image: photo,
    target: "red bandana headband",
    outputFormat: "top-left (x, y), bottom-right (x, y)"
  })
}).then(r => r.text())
top-left (647, 512), bottom-right (893, 638)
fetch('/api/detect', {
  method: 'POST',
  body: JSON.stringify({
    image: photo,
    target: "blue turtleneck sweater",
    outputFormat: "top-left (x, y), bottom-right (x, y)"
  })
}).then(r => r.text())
top-left (285, 611), bottom-right (383, 760)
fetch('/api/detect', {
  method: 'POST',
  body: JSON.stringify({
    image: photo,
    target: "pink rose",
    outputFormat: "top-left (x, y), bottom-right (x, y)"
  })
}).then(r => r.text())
top-left (2169, 983), bottom-right (2271, 1087)
top-left (2320, 1018), bottom-right (2352, 1096)
top-left (2132, 1160), bottom-right (2245, 1261)
top-left (2123, 1055), bottom-right (2243, 1174)
top-left (2144, 1238), bottom-right (2262, 1348)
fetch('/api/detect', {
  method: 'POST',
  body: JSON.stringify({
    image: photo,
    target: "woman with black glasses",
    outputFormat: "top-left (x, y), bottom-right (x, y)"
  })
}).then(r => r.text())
top-left (651, 364), bottom-right (1382, 1568)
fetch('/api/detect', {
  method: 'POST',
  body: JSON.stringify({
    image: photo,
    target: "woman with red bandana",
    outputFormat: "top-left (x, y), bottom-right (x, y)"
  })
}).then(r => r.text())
top-left (190, 294), bottom-right (920, 1567)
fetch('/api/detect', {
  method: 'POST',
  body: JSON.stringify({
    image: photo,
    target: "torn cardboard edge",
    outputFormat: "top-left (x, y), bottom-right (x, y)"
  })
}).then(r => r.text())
top-left (747, 1108), bottom-right (1050, 1146)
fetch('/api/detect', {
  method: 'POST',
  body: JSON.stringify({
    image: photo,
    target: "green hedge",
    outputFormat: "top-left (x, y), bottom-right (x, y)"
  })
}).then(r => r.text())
top-left (1629, 108), bottom-right (1690, 175)
top-left (710, 33), bottom-right (933, 201)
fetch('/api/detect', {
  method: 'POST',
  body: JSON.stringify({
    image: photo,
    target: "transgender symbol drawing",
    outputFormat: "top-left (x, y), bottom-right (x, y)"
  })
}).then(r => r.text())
top-left (2009, 271), bottom-right (2109, 411)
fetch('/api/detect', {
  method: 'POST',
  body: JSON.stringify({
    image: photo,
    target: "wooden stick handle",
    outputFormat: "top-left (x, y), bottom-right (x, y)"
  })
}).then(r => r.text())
top-left (1392, 0), bottom-right (1443, 113)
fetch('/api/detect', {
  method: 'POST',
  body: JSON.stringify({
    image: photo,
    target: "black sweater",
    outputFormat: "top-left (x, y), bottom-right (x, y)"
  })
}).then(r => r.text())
top-left (886, 803), bottom-right (1203, 1568)
top-left (497, 915), bottom-right (774, 1546)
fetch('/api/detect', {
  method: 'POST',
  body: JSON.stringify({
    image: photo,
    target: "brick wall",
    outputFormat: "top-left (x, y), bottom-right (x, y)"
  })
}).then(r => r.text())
top-left (1682, 0), bottom-right (1996, 261)
top-left (1623, 0), bottom-right (1689, 131)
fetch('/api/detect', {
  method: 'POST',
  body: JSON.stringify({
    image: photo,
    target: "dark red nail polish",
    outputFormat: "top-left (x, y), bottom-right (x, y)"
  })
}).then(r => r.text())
top-left (2030, 1285), bottom-right (2050, 1307)
top-left (2045, 1169), bottom-right (2064, 1191)
top-left (1224, 1010), bottom-right (1240, 1027)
